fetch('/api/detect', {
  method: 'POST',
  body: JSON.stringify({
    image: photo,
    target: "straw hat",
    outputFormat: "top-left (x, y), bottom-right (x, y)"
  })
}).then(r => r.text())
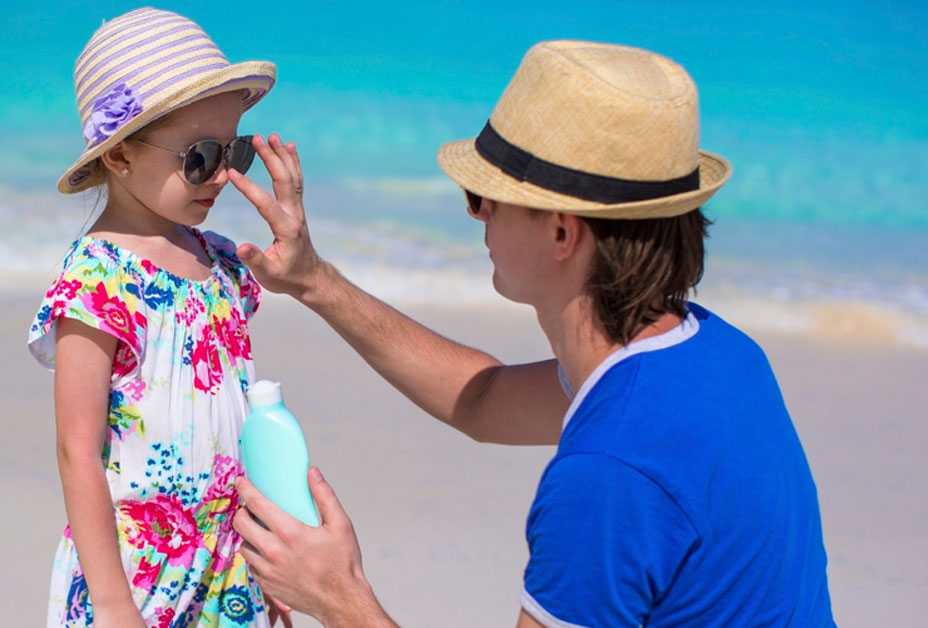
top-left (438, 41), bottom-right (731, 219)
top-left (59, 7), bottom-right (276, 194)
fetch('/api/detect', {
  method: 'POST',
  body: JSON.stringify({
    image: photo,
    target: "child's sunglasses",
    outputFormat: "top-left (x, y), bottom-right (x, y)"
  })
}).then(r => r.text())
top-left (133, 135), bottom-right (256, 185)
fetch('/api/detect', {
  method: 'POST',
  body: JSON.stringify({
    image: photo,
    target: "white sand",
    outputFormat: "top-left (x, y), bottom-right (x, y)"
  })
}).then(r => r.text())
top-left (2, 294), bottom-right (925, 626)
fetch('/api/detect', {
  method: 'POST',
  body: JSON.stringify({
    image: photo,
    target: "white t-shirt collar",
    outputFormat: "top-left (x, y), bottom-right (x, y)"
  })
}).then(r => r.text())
top-left (558, 312), bottom-right (700, 430)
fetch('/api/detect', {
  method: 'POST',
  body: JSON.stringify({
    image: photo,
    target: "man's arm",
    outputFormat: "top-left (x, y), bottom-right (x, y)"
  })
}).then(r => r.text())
top-left (235, 470), bottom-right (398, 628)
top-left (229, 134), bottom-right (568, 445)
top-left (236, 470), bottom-right (547, 628)
top-left (517, 609), bottom-right (546, 627)
top-left (304, 262), bottom-right (567, 444)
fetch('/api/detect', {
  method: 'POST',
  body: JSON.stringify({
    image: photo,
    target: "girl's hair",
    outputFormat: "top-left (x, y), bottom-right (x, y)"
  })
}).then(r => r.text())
top-left (583, 209), bottom-right (711, 346)
top-left (85, 110), bottom-right (179, 188)
top-left (75, 109), bottom-right (181, 234)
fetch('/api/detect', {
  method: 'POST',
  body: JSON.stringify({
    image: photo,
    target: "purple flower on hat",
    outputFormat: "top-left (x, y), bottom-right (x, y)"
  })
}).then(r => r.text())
top-left (82, 83), bottom-right (143, 147)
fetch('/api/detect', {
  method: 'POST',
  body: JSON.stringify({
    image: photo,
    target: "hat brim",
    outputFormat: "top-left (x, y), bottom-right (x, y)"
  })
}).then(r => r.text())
top-left (59, 61), bottom-right (276, 194)
top-left (437, 139), bottom-right (731, 219)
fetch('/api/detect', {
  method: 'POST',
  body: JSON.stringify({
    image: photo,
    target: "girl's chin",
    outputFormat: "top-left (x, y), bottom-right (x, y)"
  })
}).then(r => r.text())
top-left (183, 203), bottom-right (211, 224)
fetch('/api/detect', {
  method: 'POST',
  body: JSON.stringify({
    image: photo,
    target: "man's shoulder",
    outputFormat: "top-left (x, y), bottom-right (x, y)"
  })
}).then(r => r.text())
top-left (559, 302), bottom-right (790, 495)
top-left (631, 303), bottom-right (776, 399)
top-left (686, 302), bottom-right (767, 357)
top-left (574, 304), bottom-right (775, 415)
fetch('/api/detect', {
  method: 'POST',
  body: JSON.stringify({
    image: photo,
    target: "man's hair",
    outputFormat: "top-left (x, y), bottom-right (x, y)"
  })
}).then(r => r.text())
top-left (582, 209), bottom-right (710, 346)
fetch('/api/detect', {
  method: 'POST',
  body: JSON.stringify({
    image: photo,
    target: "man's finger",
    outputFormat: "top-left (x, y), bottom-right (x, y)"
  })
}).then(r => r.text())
top-left (308, 467), bottom-right (350, 528)
top-left (255, 134), bottom-right (295, 197)
top-left (268, 593), bottom-right (293, 615)
top-left (236, 477), bottom-right (299, 537)
top-left (235, 243), bottom-right (274, 281)
top-left (287, 142), bottom-right (303, 177)
top-left (228, 168), bottom-right (286, 227)
top-left (238, 535), bottom-right (274, 577)
top-left (270, 135), bottom-right (300, 189)
top-left (233, 497), bottom-right (277, 553)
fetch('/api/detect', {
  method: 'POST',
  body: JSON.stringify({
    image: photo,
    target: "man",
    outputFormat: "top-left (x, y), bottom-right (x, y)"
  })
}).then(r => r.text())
top-left (229, 41), bottom-right (835, 626)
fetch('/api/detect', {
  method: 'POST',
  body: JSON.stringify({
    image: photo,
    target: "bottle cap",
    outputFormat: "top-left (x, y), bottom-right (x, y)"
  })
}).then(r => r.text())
top-left (247, 380), bottom-right (283, 408)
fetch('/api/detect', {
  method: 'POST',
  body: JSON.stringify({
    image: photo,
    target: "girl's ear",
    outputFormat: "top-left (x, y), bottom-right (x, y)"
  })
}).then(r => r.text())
top-left (100, 141), bottom-right (133, 178)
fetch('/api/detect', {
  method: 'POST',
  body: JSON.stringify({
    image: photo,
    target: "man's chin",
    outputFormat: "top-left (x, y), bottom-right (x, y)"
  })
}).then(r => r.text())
top-left (492, 274), bottom-right (531, 306)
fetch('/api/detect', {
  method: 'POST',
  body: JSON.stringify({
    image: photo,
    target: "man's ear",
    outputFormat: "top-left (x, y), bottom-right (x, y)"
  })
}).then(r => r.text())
top-left (551, 212), bottom-right (586, 261)
top-left (100, 141), bottom-right (133, 178)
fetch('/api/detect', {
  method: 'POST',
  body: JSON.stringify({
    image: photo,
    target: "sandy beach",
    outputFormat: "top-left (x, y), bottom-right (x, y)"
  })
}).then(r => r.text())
top-left (1, 292), bottom-right (925, 626)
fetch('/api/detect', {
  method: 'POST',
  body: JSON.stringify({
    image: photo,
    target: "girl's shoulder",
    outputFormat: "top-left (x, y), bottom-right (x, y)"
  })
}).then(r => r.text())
top-left (46, 235), bottom-right (148, 302)
top-left (28, 236), bottom-right (148, 373)
top-left (198, 229), bottom-right (241, 266)
top-left (197, 229), bottom-right (262, 320)
top-left (61, 235), bottom-right (127, 277)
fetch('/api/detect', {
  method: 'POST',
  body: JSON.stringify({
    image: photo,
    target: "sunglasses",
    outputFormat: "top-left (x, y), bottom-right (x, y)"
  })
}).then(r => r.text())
top-left (133, 135), bottom-right (256, 185)
top-left (465, 190), bottom-right (484, 217)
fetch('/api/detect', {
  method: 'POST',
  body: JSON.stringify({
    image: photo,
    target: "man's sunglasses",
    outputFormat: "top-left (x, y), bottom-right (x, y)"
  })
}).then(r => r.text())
top-left (465, 190), bottom-right (484, 217)
top-left (133, 135), bottom-right (256, 185)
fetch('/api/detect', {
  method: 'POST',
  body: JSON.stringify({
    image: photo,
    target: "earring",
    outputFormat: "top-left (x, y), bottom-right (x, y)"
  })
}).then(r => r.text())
top-left (121, 169), bottom-right (129, 176)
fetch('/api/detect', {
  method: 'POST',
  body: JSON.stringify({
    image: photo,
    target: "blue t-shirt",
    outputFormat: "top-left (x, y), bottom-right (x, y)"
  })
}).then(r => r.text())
top-left (522, 304), bottom-right (834, 627)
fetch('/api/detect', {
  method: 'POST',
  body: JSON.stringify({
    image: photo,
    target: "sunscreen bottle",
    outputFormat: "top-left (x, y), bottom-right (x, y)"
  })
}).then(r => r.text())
top-left (241, 380), bottom-right (320, 526)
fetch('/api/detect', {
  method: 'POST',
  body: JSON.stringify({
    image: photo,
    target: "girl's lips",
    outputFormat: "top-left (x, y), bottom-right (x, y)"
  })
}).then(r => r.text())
top-left (194, 199), bottom-right (214, 208)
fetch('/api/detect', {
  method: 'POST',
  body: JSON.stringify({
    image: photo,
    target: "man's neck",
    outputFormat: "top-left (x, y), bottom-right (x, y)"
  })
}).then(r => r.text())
top-left (537, 297), bottom-right (684, 395)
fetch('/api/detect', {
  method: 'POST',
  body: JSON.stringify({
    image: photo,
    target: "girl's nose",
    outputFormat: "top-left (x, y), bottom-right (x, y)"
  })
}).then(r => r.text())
top-left (210, 163), bottom-right (230, 186)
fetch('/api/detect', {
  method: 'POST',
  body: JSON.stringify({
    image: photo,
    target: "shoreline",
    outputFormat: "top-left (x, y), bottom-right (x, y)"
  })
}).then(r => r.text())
top-left (6, 270), bottom-right (928, 352)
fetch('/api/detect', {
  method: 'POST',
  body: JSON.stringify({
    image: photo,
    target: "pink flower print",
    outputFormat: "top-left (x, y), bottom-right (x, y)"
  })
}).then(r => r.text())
top-left (154, 607), bottom-right (175, 628)
top-left (240, 276), bottom-right (261, 312)
top-left (141, 259), bottom-right (158, 276)
top-left (120, 378), bottom-right (146, 402)
top-left (175, 294), bottom-right (206, 325)
top-left (50, 299), bottom-right (69, 320)
top-left (112, 342), bottom-right (140, 378)
top-left (210, 524), bottom-right (243, 574)
top-left (203, 454), bottom-right (244, 503)
top-left (215, 309), bottom-right (252, 360)
top-left (46, 277), bottom-right (82, 300)
top-left (131, 555), bottom-right (161, 592)
top-left (81, 282), bottom-right (145, 354)
top-left (192, 324), bottom-right (223, 394)
top-left (200, 454), bottom-right (245, 572)
top-left (120, 495), bottom-right (202, 568)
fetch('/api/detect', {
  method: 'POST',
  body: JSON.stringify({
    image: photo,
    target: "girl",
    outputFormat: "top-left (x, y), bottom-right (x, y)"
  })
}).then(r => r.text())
top-left (28, 8), bottom-right (291, 627)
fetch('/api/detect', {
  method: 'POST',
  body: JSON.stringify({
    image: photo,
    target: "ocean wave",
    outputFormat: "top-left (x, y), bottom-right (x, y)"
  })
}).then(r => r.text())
top-left (341, 177), bottom-right (459, 199)
top-left (2, 181), bottom-right (926, 349)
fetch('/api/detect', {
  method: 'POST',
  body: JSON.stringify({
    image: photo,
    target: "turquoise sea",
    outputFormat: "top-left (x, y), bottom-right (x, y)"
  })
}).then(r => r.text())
top-left (1, 1), bottom-right (926, 343)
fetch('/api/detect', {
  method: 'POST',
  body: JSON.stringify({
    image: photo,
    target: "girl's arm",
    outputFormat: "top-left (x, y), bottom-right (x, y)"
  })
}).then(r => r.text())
top-left (55, 318), bottom-right (144, 625)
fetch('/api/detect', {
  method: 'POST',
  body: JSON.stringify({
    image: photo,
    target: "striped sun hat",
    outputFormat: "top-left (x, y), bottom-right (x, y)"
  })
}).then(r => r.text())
top-left (59, 7), bottom-right (276, 194)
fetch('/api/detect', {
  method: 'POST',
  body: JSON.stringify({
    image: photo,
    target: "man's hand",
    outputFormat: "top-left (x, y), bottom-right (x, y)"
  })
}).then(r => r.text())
top-left (266, 592), bottom-right (293, 627)
top-left (228, 134), bottom-right (326, 300)
top-left (234, 468), bottom-right (398, 628)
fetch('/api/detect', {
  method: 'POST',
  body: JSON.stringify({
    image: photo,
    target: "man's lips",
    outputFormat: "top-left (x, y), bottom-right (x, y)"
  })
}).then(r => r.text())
top-left (194, 199), bottom-right (215, 208)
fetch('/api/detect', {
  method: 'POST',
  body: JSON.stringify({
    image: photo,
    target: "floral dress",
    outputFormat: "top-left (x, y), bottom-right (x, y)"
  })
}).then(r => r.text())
top-left (28, 228), bottom-right (270, 627)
